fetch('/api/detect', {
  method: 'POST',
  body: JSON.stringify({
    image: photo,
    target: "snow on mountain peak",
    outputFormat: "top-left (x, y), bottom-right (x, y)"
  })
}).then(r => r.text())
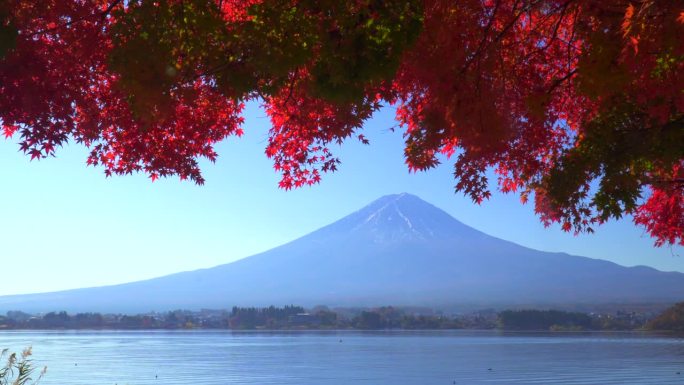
top-left (308, 193), bottom-right (485, 244)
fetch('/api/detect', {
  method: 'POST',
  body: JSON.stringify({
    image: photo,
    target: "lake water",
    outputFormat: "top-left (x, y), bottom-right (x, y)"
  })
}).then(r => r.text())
top-left (1, 330), bottom-right (683, 384)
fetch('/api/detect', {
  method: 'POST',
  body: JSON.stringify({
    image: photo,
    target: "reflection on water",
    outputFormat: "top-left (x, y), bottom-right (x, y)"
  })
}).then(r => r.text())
top-left (1, 330), bottom-right (683, 384)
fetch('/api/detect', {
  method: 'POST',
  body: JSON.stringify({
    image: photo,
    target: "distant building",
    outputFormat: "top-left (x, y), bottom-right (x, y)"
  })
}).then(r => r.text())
top-left (288, 313), bottom-right (321, 327)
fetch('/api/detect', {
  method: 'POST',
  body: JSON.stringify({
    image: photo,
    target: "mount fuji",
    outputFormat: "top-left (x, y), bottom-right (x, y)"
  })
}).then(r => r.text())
top-left (1, 193), bottom-right (683, 313)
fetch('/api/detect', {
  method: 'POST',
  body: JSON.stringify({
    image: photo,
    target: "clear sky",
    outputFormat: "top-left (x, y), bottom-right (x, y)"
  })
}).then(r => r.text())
top-left (0, 102), bottom-right (681, 296)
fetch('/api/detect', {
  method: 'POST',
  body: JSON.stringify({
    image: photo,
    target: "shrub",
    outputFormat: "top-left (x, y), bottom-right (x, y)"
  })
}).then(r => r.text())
top-left (0, 347), bottom-right (46, 385)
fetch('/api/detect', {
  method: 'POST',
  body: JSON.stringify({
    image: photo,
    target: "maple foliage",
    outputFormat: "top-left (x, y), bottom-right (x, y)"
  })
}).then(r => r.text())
top-left (0, 0), bottom-right (682, 245)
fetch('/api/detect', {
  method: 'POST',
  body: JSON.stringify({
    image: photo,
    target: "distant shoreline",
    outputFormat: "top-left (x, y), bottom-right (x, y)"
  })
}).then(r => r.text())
top-left (1, 329), bottom-right (681, 336)
top-left (1, 305), bottom-right (678, 332)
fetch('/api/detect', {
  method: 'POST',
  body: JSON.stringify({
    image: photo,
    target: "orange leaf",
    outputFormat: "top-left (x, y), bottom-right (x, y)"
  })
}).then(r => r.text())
top-left (622, 4), bottom-right (635, 37)
top-left (630, 36), bottom-right (639, 54)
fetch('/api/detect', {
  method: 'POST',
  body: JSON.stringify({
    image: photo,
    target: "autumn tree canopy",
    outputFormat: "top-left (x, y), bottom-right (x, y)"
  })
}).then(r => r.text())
top-left (0, 0), bottom-right (682, 245)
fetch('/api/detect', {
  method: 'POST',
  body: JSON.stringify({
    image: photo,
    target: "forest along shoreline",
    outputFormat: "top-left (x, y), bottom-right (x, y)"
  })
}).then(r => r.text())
top-left (1, 303), bottom-right (683, 332)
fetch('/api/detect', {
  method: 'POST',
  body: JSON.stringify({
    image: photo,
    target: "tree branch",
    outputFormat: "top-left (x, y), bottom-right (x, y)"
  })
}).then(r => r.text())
top-left (547, 68), bottom-right (578, 94)
top-left (29, 0), bottom-right (122, 38)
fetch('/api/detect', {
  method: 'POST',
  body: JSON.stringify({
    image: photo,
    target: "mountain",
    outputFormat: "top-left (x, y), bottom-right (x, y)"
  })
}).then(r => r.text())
top-left (2, 193), bottom-right (683, 313)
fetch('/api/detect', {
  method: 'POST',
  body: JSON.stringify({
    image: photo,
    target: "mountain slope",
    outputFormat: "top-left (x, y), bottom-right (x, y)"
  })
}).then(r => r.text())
top-left (2, 193), bottom-right (683, 313)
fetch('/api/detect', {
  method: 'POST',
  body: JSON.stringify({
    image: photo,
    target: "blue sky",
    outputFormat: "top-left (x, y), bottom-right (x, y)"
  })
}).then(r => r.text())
top-left (0, 102), bottom-right (681, 296)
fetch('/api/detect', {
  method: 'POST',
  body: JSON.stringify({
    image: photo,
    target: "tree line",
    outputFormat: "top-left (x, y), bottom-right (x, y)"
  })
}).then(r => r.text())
top-left (1, 304), bottom-right (681, 331)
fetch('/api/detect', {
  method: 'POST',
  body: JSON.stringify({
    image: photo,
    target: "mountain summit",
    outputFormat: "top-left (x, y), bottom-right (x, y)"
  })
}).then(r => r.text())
top-left (1, 194), bottom-right (683, 313)
top-left (305, 193), bottom-right (485, 243)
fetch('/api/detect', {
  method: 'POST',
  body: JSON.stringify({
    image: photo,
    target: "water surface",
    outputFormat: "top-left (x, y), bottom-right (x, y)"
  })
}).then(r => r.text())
top-left (1, 330), bottom-right (683, 384)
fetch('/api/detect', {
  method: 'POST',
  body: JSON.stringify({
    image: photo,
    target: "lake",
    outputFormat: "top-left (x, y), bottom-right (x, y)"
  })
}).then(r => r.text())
top-left (1, 330), bottom-right (683, 384)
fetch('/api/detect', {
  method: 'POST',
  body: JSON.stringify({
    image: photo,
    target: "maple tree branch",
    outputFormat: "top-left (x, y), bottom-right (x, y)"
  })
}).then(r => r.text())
top-left (101, 0), bottom-right (123, 20)
top-left (28, 0), bottom-right (122, 38)
top-left (547, 68), bottom-right (578, 93)
top-left (517, 0), bottom-right (577, 64)
top-left (29, 19), bottom-right (80, 38)
top-left (643, 178), bottom-right (684, 188)
top-left (283, 68), bottom-right (300, 107)
top-left (461, 0), bottom-right (505, 75)
top-left (462, 0), bottom-right (552, 76)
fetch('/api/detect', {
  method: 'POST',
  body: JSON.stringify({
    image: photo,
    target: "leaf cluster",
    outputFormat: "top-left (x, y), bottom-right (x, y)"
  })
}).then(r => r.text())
top-left (542, 104), bottom-right (683, 231)
top-left (109, 0), bottom-right (422, 108)
top-left (0, 0), bottom-right (681, 246)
